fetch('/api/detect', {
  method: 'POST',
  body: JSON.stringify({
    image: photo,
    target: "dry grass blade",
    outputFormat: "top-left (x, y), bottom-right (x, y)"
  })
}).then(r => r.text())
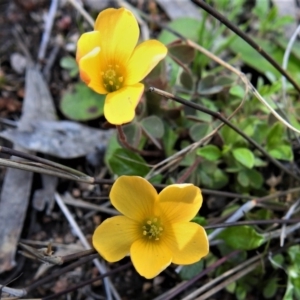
top-left (54, 193), bottom-right (121, 300)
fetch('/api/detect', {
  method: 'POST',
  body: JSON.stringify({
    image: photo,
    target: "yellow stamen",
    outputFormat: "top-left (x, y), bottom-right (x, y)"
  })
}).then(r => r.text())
top-left (142, 217), bottom-right (163, 241)
top-left (102, 64), bottom-right (124, 92)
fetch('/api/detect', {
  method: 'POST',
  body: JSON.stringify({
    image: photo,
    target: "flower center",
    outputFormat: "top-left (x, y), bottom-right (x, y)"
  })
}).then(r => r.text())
top-left (101, 64), bottom-right (124, 93)
top-left (142, 217), bottom-right (163, 241)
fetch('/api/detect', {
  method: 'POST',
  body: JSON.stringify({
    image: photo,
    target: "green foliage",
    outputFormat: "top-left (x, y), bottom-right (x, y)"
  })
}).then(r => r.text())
top-left (265, 122), bottom-right (293, 161)
top-left (60, 56), bottom-right (79, 78)
top-left (60, 83), bottom-right (105, 121)
top-left (179, 260), bottom-right (204, 280)
top-left (141, 116), bottom-right (164, 139)
top-left (218, 226), bottom-right (265, 250)
top-left (263, 278), bottom-right (278, 299)
top-left (108, 148), bottom-right (149, 176)
top-left (282, 245), bottom-right (300, 300)
top-left (158, 18), bottom-right (201, 44)
top-left (198, 161), bottom-right (229, 189)
top-left (196, 145), bottom-right (222, 161)
top-left (232, 148), bottom-right (255, 169)
top-left (191, 216), bottom-right (207, 226)
top-left (253, 2), bottom-right (294, 34)
top-left (162, 126), bottom-right (178, 157)
top-left (190, 123), bottom-right (212, 141)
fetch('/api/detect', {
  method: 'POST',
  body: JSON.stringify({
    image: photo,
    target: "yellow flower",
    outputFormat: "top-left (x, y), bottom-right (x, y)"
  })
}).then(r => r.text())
top-left (93, 176), bottom-right (209, 279)
top-left (76, 8), bottom-right (168, 125)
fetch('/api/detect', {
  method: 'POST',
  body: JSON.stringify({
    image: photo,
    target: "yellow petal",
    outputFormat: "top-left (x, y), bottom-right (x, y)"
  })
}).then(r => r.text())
top-left (158, 184), bottom-right (203, 223)
top-left (131, 239), bottom-right (172, 279)
top-left (78, 47), bottom-right (107, 94)
top-left (94, 8), bottom-right (139, 64)
top-left (104, 83), bottom-right (144, 125)
top-left (110, 176), bottom-right (157, 222)
top-left (92, 216), bottom-right (140, 262)
top-left (125, 40), bottom-right (168, 85)
top-left (76, 31), bottom-right (101, 62)
top-left (163, 222), bottom-right (209, 265)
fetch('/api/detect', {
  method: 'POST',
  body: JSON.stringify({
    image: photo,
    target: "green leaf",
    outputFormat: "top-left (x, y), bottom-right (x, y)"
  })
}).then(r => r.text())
top-left (148, 174), bottom-right (163, 184)
top-left (141, 116), bottom-right (164, 139)
top-left (253, 122), bottom-right (269, 144)
top-left (233, 36), bottom-right (300, 82)
top-left (226, 282), bottom-right (236, 294)
top-left (268, 144), bottom-right (293, 161)
top-left (229, 36), bottom-right (280, 79)
top-left (190, 123), bottom-right (212, 142)
top-left (253, 0), bottom-right (269, 18)
top-left (191, 216), bottom-right (207, 226)
top-left (247, 169), bottom-right (264, 189)
top-left (270, 254), bottom-right (284, 269)
top-left (214, 76), bottom-right (235, 87)
top-left (168, 44), bottom-right (196, 64)
top-left (212, 168), bottom-right (229, 189)
top-left (263, 278), bottom-right (278, 299)
top-left (196, 145), bottom-right (222, 161)
top-left (60, 56), bottom-right (78, 78)
top-left (122, 123), bottom-right (142, 148)
top-left (108, 148), bottom-right (149, 176)
top-left (180, 260), bottom-right (204, 280)
top-left (237, 170), bottom-right (250, 187)
top-left (60, 56), bottom-right (78, 70)
top-left (219, 226), bottom-right (265, 250)
top-left (198, 75), bottom-right (223, 95)
top-left (220, 125), bottom-right (241, 145)
top-left (232, 148), bottom-right (255, 169)
top-left (287, 245), bottom-right (300, 263)
top-left (180, 142), bottom-right (196, 167)
top-left (283, 280), bottom-right (295, 300)
top-left (180, 71), bottom-right (194, 90)
top-left (254, 157), bottom-right (267, 167)
top-left (195, 110), bottom-right (213, 122)
top-left (238, 169), bottom-right (263, 189)
top-left (60, 83), bottom-right (105, 121)
top-left (266, 122), bottom-right (285, 148)
top-left (159, 18), bottom-right (201, 44)
top-left (236, 285), bottom-right (247, 300)
top-left (198, 166), bottom-right (228, 189)
top-left (229, 85), bottom-right (245, 98)
top-left (163, 126), bottom-right (178, 157)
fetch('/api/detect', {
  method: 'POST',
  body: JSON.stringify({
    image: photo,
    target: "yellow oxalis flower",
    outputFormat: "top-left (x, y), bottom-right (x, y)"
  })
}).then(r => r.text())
top-left (76, 8), bottom-right (168, 125)
top-left (93, 176), bottom-right (209, 279)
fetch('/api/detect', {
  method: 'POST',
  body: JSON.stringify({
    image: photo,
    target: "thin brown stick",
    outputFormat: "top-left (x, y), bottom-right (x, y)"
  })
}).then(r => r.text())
top-left (176, 157), bottom-right (202, 183)
top-left (116, 125), bottom-right (162, 156)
